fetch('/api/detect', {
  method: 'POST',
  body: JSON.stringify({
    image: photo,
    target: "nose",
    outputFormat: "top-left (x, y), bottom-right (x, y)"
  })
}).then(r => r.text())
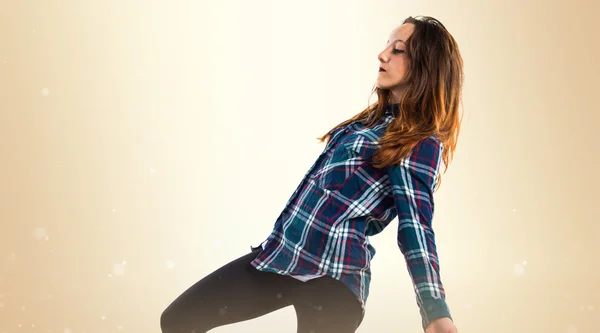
top-left (378, 50), bottom-right (388, 63)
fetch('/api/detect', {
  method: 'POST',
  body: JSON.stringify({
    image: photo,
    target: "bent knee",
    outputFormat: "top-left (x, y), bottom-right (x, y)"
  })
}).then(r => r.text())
top-left (160, 304), bottom-right (210, 333)
top-left (159, 306), bottom-right (176, 333)
top-left (160, 305), bottom-right (188, 333)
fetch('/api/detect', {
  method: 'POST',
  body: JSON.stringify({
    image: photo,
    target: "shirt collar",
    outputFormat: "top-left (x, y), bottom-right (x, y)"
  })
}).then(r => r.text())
top-left (385, 103), bottom-right (400, 117)
top-left (362, 103), bottom-right (400, 124)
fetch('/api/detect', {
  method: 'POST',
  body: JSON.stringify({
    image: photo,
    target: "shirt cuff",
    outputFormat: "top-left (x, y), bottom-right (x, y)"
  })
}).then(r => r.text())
top-left (420, 298), bottom-right (453, 331)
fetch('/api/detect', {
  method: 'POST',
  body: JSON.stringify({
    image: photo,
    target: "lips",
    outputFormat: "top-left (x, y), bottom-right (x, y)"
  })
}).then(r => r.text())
top-left (379, 67), bottom-right (386, 72)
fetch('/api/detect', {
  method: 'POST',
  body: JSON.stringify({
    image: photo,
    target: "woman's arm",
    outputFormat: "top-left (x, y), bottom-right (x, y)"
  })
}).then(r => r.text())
top-left (386, 137), bottom-right (452, 330)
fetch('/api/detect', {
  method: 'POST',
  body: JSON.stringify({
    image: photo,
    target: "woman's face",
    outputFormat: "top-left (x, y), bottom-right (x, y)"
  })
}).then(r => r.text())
top-left (376, 23), bottom-right (414, 101)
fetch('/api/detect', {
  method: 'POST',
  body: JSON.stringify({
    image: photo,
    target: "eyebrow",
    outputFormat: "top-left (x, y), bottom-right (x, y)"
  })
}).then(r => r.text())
top-left (386, 39), bottom-right (405, 44)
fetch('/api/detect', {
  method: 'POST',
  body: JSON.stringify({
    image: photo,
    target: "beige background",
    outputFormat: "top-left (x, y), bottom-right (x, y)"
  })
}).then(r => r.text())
top-left (1, 0), bottom-right (599, 332)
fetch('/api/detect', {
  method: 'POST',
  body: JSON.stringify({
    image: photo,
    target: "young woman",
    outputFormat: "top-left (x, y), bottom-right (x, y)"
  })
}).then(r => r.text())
top-left (160, 15), bottom-right (463, 333)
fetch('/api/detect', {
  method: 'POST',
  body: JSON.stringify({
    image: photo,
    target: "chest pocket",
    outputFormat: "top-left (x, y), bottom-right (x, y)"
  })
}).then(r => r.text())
top-left (314, 132), bottom-right (380, 192)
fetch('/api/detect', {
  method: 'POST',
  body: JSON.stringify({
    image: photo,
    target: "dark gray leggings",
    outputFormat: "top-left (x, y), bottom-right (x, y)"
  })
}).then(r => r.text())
top-left (160, 248), bottom-right (364, 333)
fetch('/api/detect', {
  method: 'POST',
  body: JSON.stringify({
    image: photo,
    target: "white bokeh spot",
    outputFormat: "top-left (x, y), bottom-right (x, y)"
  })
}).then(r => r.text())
top-left (166, 260), bottom-right (176, 269)
top-left (513, 263), bottom-right (525, 276)
top-left (113, 262), bottom-right (126, 276)
top-left (34, 228), bottom-right (47, 240)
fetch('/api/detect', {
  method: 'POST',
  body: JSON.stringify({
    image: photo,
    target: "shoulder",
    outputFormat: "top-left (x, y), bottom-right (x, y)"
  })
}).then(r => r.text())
top-left (410, 136), bottom-right (442, 164)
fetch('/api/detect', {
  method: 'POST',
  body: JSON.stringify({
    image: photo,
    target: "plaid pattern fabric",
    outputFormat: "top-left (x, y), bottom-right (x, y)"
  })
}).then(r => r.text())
top-left (249, 104), bottom-right (452, 329)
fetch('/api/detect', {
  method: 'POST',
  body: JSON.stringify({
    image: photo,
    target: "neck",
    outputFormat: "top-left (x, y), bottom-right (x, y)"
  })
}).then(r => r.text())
top-left (390, 87), bottom-right (407, 104)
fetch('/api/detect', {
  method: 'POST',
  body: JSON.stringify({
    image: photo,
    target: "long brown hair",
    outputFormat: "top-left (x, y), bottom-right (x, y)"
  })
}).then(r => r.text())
top-left (317, 15), bottom-right (464, 191)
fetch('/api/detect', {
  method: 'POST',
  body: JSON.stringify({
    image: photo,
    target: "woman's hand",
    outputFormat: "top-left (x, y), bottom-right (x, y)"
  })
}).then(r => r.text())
top-left (425, 317), bottom-right (457, 333)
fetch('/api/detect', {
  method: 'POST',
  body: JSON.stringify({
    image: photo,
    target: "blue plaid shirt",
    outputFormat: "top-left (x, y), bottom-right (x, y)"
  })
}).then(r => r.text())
top-left (250, 104), bottom-right (452, 329)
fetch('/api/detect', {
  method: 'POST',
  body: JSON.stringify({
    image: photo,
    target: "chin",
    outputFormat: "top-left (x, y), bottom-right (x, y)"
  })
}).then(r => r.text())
top-left (375, 81), bottom-right (394, 90)
top-left (376, 77), bottom-right (401, 90)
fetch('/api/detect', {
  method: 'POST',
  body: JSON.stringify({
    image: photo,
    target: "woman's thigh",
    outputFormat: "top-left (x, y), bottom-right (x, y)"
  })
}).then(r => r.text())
top-left (292, 276), bottom-right (364, 333)
top-left (160, 249), bottom-right (301, 333)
